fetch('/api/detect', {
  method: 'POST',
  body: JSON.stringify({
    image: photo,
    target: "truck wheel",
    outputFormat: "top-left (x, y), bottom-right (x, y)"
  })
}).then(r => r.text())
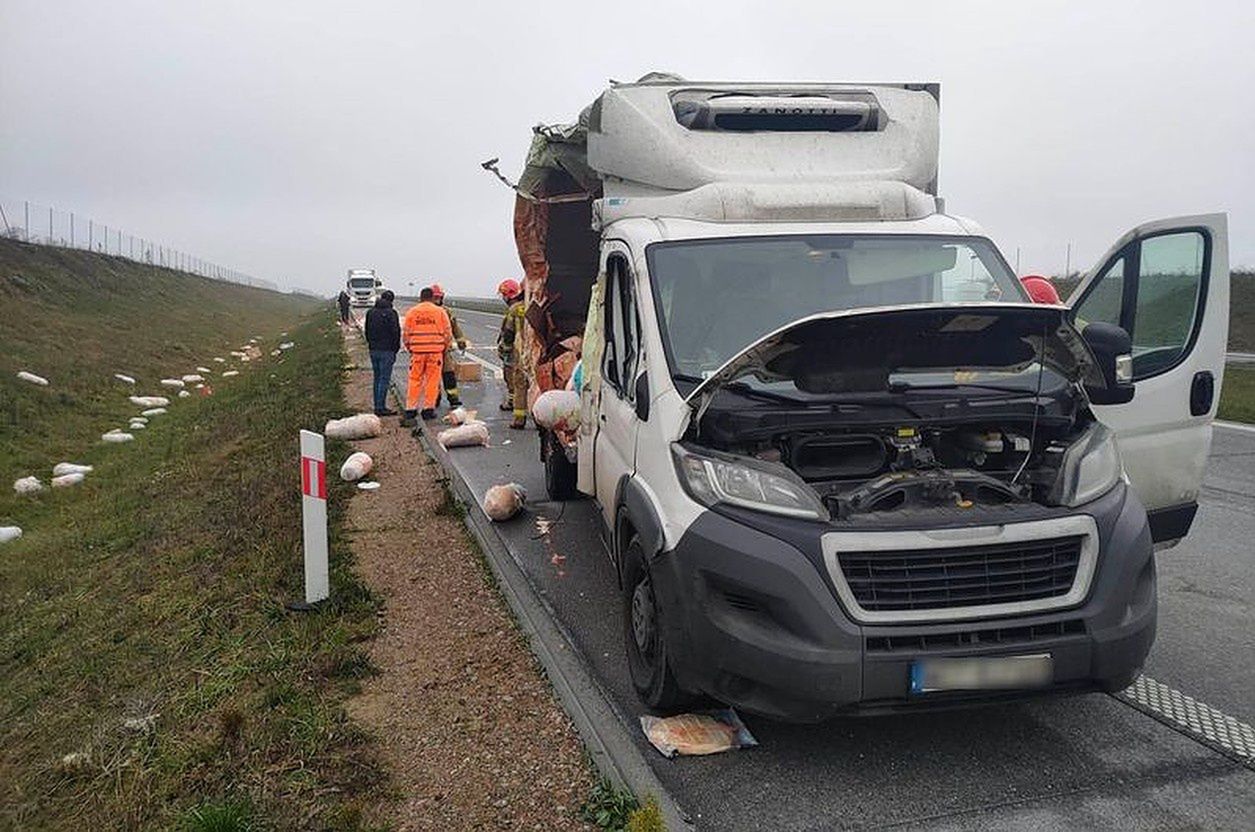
top-left (621, 536), bottom-right (693, 712)
top-left (543, 429), bottom-right (578, 501)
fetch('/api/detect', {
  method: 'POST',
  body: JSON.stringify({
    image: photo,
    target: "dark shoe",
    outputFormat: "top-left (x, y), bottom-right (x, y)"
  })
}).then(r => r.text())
top-left (510, 416), bottom-right (527, 430)
top-left (400, 411), bottom-right (417, 427)
top-left (375, 408), bottom-right (397, 417)
top-left (421, 409), bottom-right (437, 421)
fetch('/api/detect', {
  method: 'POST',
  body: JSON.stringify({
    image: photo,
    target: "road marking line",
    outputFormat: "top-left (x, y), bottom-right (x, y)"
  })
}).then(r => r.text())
top-left (1113, 675), bottom-right (1255, 769)
top-left (1216, 420), bottom-right (1255, 435)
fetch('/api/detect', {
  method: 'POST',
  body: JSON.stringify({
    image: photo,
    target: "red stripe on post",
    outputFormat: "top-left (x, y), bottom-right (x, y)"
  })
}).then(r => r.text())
top-left (301, 456), bottom-right (326, 499)
top-left (314, 459), bottom-right (326, 499)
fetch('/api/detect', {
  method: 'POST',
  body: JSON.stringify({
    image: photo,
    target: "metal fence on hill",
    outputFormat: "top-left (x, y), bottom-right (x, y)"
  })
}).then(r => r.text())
top-left (0, 196), bottom-right (276, 291)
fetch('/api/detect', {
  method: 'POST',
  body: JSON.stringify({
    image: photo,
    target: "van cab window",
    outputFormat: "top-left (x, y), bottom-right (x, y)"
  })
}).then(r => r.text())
top-left (602, 256), bottom-right (640, 398)
top-left (646, 235), bottom-right (1022, 381)
top-left (1074, 230), bottom-right (1207, 380)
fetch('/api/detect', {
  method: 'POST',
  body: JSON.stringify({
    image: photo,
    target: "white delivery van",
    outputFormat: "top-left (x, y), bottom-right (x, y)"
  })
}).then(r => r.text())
top-left (346, 268), bottom-right (383, 307)
top-left (501, 75), bottom-right (1228, 721)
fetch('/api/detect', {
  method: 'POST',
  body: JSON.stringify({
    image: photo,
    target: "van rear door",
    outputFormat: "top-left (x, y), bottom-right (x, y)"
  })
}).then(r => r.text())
top-left (1068, 214), bottom-right (1229, 544)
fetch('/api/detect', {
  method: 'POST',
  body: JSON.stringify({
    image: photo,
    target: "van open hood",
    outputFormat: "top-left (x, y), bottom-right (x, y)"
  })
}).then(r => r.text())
top-left (682, 303), bottom-right (1100, 406)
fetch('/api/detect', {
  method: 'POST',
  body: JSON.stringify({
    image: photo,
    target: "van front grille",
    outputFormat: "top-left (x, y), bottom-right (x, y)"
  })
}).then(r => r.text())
top-left (837, 535), bottom-right (1085, 613)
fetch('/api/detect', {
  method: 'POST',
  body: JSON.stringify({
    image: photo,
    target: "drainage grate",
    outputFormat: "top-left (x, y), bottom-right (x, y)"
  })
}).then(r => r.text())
top-left (1114, 675), bottom-right (1255, 768)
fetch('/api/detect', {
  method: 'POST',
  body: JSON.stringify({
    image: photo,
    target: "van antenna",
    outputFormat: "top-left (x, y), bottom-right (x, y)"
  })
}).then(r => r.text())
top-left (1011, 319), bottom-right (1049, 487)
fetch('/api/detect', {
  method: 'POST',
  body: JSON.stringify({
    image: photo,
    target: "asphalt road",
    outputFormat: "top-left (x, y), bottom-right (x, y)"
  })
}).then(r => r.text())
top-left (392, 305), bottom-right (1255, 830)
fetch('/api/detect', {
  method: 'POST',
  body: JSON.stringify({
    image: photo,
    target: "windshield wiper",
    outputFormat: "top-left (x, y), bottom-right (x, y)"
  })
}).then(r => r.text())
top-left (893, 381), bottom-right (1054, 395)
top-left (721, 381), bottom-right (808, 404)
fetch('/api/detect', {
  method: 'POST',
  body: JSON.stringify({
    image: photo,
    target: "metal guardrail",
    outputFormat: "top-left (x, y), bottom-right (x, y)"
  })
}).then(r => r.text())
top-left (1228, 352), bottom-right (1255, 366)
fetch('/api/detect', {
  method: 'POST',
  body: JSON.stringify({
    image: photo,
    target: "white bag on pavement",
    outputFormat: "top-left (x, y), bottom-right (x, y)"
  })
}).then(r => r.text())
top-left (339, 451), bottom-right (373, 481)
top-left (13, 476), bottom-right (43, 494)
top-left (52, 463), bottom-right (93, 476)
top-left (437, 420), bottom-right (490, 448)
top-left (324, 413), bottom-right (383, 440)
top-left (442, 406), bottom-right (478, 426)
top-left (483, 483), bottom-right (526, 521)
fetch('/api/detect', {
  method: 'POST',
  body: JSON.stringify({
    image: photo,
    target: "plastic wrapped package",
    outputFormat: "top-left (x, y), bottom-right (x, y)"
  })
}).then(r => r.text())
top-left (101, 432), bottom-right (135, 443)
top-left (221, 370), bottom-right (240, 377)
top-left (324, 413), bottom-right (383, 440)
top-left (141, 407), bottom-right (167, 416)
top-left (443, 406), bottom-right (478, 426)
top-left (52, 472), bottom-right (85, 488)
top-left (483, 483), bottom-right (526, 521)
top-left (0, 526), bottom-right (21, 544)
top-left (640, 709), bottom-right (758, 758)
top-left (129, 396), bottom-right (170, 408)
top-left (160, 378), bottom-right (186, 388)
top-left (531, 389), bottom-right (580, 431)
top-left (178, 390), bottom-right (191, 398)
top-left (17, 371), bottom-right (49, 386)
top-left (52, 463), bottom-right (93, 476)
top-left (437, 421), bottom-right (490, 448)
top-left (114, 374), bottom-right (136, 384)
top-left (181, 374), bottom-right (204, 383)
top-left (339, 451), bottom-right (373, 481)
top-left (13, 476), bottom-right (44, 494)
top-left (196, 366), bottom-right (212, 373)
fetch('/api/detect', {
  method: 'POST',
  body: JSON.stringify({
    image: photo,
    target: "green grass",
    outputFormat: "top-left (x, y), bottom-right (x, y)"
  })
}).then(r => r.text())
top-left (1219, 366), bottom-right (1255, 423)
top-left (0, 242), bottom-right (384, 828)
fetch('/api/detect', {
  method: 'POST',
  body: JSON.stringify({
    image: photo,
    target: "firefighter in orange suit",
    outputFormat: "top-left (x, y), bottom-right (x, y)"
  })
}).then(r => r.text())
top-left (401, 286), bottom-right (452, 425)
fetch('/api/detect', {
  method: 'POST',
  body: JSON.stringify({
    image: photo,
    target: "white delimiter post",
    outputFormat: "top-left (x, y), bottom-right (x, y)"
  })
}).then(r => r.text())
top-left (299, 430), bottom-right (330, 604)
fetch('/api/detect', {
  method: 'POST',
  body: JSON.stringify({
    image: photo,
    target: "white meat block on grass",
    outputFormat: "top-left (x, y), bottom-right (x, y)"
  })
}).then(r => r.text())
top-left (324, 413), bottom-right (382, 440)
top-left (181, 374), bottom-right (204, 383)
top-left (221, 370), bottom-right (239, 377)
top-left (114, 374), bottom-right (137, 384)
top-left (101, 432), bottom-right (135, 443)
top-left (52, 463), bottom-right (93, 476)
top-left (141, 407), bottom-right (167, 416)
top-left (196, 366), bottom-right (212, 373)
top-left (0, 527), bottom-right (21, 544)
top-left (52, 472), bottom-right (85, 488)
top-left (129, 395), bottom-right (170, 408)
top-left (178, 390), bottom-right (191, 398)
top-left (160, 378), bottom-right (185, 388)
top-left (13, 476), bottom-right (44, 494)
top-left (213, 357), bottom-right (226, 363)
top-left (17, 371), bottom-right (49, 386)
top-left (129, 422), bottom-right (147, 430)
top-left (339, 451), bottom-right (373, 481)
top-left (279, 342), bottom-right (294, 350)
top-left (357, 481), bottom-right (380, 491)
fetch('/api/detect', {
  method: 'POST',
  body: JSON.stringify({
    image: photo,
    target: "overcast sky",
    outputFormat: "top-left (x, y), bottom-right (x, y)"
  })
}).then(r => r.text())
top-left (2, 1), bottom-right (1251, 295)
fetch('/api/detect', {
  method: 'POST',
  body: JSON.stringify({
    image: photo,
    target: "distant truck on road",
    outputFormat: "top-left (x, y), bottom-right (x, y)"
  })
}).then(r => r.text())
top-left (346, 269), bottom-right (384, 308)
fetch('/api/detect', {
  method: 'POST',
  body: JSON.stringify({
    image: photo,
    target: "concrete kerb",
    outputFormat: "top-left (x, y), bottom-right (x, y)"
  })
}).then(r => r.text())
top-left (383, 373), bottom-right (693, 831)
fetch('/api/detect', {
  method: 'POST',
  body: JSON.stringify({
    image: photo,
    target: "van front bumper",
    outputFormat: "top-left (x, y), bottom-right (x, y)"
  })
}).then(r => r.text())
top-left (648, 482), bottom-right (1155, 722)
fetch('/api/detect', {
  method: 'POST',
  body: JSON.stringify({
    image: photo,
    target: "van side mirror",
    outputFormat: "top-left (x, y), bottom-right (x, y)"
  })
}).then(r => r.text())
top-left (1082, 322), bottom-right (1135, 405)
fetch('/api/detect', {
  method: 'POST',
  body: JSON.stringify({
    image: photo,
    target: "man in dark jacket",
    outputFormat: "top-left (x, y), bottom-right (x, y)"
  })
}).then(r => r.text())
top-left (364, 290), bottom-right (401, 416)
top-left (337, 290), bottom-right (351, 323)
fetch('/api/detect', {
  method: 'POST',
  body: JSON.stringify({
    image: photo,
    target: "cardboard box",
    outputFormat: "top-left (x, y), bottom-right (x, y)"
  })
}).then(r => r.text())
top-left (455, 360), bottom-right (482, 383)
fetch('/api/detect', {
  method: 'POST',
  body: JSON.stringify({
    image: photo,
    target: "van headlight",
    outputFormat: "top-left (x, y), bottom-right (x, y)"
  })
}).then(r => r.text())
top-left (672, 444), bottom-right (829, 521)
top-left (1051, 422), bottom-right (1124, 507)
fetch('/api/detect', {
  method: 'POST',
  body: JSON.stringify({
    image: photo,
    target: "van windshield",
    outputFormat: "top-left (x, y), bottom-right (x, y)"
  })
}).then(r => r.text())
top-left (646, 235), bottom-right (1026, 381)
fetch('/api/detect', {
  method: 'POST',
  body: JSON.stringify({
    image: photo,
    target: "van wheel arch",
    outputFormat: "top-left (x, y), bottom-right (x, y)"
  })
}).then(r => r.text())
top-left (613, 476), bottom-right (666, 587)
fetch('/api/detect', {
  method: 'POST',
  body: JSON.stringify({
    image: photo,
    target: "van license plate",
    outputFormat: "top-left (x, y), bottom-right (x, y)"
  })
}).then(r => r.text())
top-left (909, 654), bottom-right (1053, 695)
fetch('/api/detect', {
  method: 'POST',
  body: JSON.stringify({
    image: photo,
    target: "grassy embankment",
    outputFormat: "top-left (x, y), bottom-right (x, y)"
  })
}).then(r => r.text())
top-left (0, 239), bottom-right (384, 829)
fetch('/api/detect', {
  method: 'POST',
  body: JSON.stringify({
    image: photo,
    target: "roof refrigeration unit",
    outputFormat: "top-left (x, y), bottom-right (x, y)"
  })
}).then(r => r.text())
top-left (491, 72), bottom-right (941, 405)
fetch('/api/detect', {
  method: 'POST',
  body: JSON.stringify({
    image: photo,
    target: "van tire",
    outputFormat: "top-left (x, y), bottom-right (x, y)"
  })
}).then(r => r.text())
top-left (543, 429), bottom-right (579, 501)
top-left (621, 536), bottom-right (693, 712)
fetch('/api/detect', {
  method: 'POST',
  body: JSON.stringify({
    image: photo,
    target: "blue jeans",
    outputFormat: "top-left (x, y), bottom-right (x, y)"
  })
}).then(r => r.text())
top-left (369, 350), bottom-right (397, 413)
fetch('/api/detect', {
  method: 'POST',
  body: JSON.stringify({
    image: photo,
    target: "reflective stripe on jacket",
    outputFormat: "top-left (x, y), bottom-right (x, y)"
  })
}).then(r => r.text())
top-left (402, 302), bottom-right (453, 354)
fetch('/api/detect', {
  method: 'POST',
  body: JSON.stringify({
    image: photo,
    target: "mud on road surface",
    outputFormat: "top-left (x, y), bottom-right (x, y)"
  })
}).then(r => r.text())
top-left (339, 335), bottom-right (593, 831)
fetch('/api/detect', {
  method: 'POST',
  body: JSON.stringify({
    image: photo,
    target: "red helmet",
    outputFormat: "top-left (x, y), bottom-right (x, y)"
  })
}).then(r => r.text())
top-left (430, 283), bottom-right (445, 301)
top-left (497, 279), bottom-right (522, 301)
top-left (1020, 274), bottom-right (1061, 305)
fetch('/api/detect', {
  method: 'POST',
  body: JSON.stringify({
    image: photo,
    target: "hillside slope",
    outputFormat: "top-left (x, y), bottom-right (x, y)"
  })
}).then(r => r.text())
top-left (0, 238), bottom-right (318, 490)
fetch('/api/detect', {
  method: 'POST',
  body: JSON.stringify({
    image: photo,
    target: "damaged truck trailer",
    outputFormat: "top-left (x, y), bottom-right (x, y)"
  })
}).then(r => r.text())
top-left (493, 74), bottom-right (1230, 721)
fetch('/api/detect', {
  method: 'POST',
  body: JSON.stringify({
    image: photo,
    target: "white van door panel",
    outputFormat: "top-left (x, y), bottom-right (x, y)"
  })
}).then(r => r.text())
top-left (1069, 214), bottom-right (1229, 543)
top-left (594, 246), bottom-right (642, 532)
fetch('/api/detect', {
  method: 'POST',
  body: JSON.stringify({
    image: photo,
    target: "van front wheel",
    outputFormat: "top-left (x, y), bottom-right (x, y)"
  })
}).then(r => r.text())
top-left (621, 536), bottom-right (692, 712)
